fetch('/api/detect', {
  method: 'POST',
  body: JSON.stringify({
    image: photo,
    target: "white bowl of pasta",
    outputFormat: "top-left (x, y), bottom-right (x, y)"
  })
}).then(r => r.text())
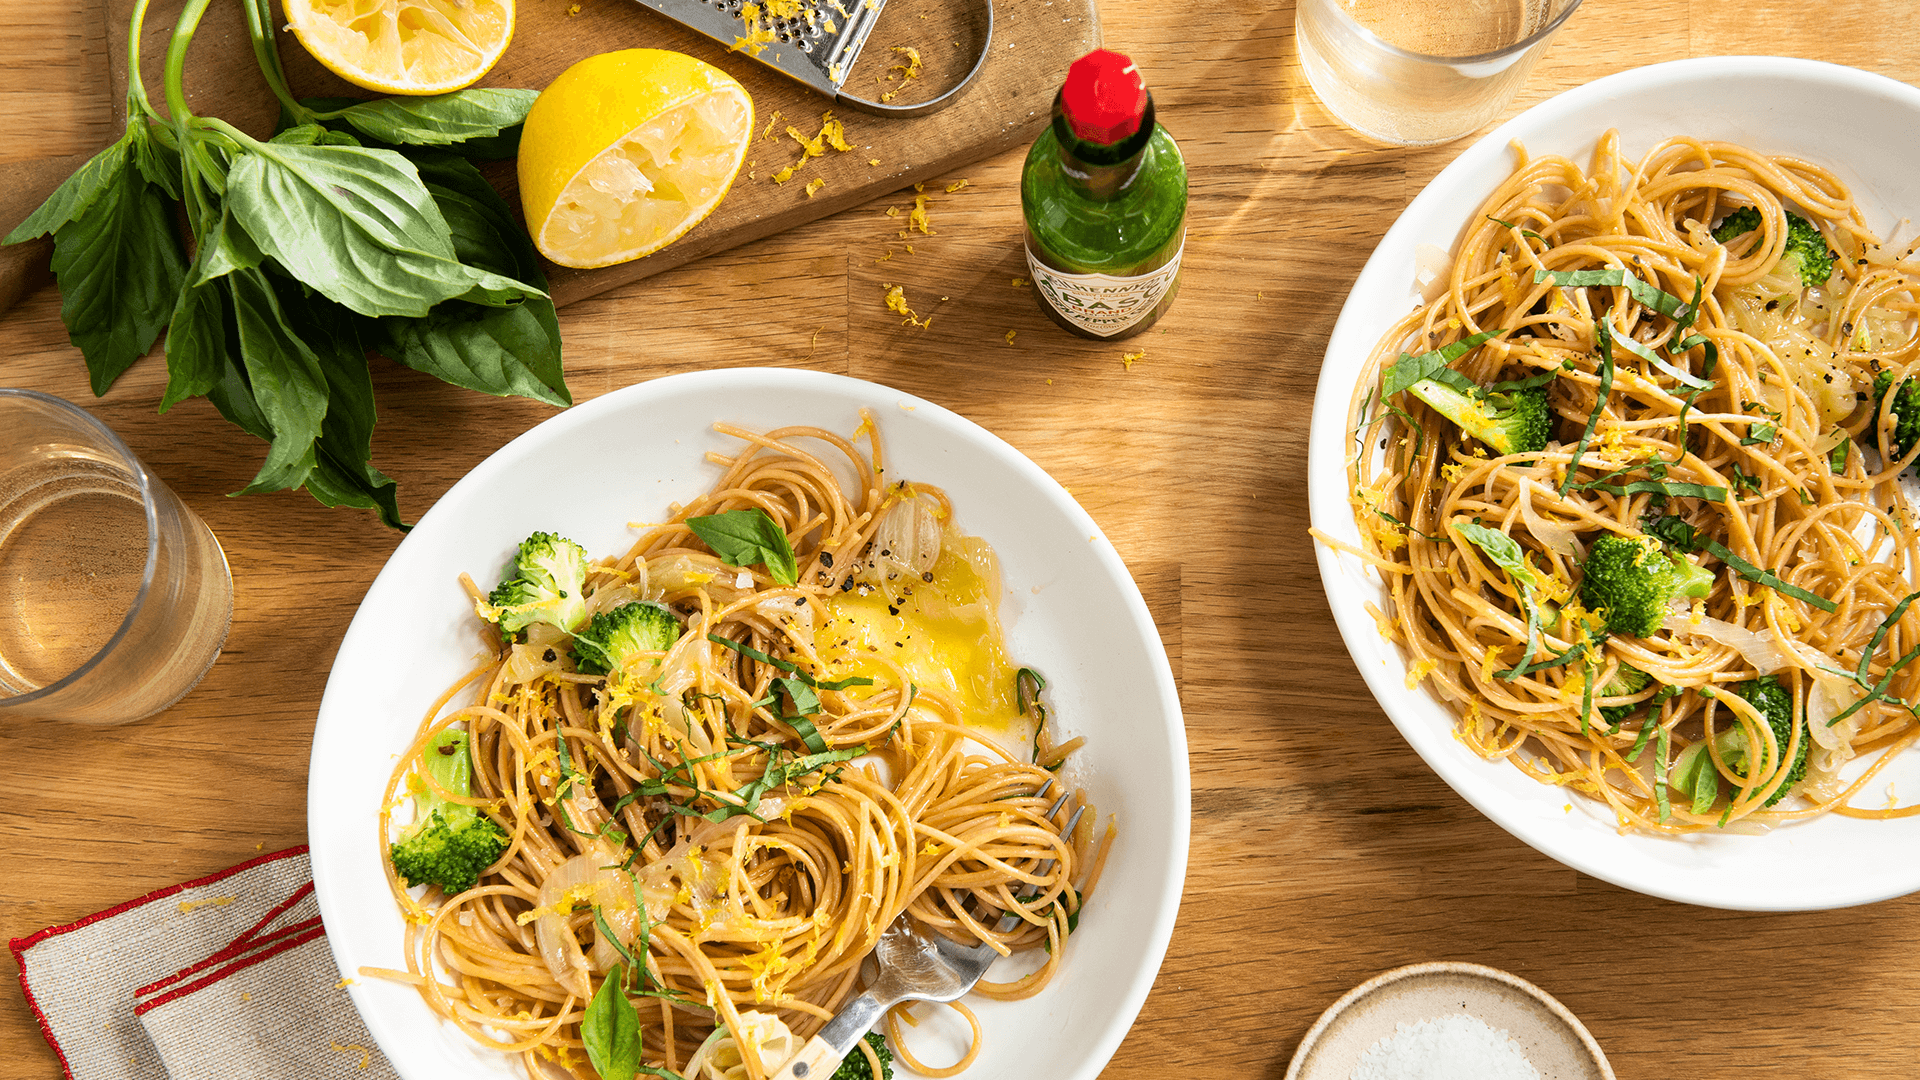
top-left (308, 369), bottom-right (1188, 1080)
top-left (1310, 57), bottom-right (1920, 910)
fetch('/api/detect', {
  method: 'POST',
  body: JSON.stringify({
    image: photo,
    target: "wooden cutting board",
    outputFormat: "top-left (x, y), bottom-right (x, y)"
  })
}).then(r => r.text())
top-left (0, 0), bottom-right (1098, 313)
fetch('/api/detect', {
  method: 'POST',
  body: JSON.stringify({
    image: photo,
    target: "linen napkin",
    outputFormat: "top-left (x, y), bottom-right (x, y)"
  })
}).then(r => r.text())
top-left (10, 846), bottom-right (399, 1080)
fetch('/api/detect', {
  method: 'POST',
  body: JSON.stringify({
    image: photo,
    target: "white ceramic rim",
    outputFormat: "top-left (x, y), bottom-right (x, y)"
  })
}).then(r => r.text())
top-left (1308, 56), bottom-right (1920, 911)
top-left (309, 367), bottom-right (1190, 1079)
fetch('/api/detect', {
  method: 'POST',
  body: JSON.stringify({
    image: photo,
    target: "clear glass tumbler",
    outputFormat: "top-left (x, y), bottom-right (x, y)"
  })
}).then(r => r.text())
top-left (0, 389), bottom-right (232, 726)
top-left (1297, 0), bottom-right (1583, 148)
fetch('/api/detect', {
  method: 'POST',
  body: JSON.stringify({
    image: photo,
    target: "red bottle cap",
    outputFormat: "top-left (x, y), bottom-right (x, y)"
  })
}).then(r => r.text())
top-left (1060, 49), bottom-right (1149, 145)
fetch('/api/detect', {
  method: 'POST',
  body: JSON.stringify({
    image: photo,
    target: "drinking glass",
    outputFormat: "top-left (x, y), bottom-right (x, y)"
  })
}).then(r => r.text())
top-left (1297, 0), bottom-right (1583, 147)
top-left (0, 389), bottom-right (232, 726)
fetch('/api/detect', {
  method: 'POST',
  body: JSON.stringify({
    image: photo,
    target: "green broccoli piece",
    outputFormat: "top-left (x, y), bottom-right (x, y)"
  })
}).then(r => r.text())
top-left (1870, 369), bottom-right (1920, 474)
top-left (1711, 206), bottom-right (1836, 287)
top-left (1578, 534), bottom-right (1716, 637)
top-left (483, 531), bottom-right (590, 635)
top-left (1723, 676), bottom-right (1808, 808)
top-left (1405, 379), bottom-right (1551, 456)
top-left (1597, 664), bottom-right (1651, 727)
top-left (389, 729), bottom-right (509, 895)
top-left (572, 601), bottom-right (682, 676)
top-left (829, 1033), bottom-right (893, 1080)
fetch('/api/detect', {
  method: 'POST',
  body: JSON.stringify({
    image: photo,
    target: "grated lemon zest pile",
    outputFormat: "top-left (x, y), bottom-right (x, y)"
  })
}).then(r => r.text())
top-left (765, 0), bottom-right (801, 15)
top-left (178, 896), bottom-right (237, 914)
top-left (1004, 330), bottom-right (1016, 345)
top-left (330, 1042), bottom-right (373, 1070)
top-left (879, 46), bottom-right (923, 103)
top-left (1121, 349), bottom-right (1145, 370)
top-left (868, 158), bottom-right (881, 166)
top-left (945, 178), bottom-right (969, 193)
top-left (882, 284), bottom-right (932, 328)
top-left (730, 3), bottom-right (777, 56)
top-left (1012, 277), bottom-right (1028, 288)
top-left (774, 112), bottom-right (855, 185)
top-left (805, 178), bottom-right (826, 197)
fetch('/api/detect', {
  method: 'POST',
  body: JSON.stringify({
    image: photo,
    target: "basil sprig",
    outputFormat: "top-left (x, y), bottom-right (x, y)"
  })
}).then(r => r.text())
top-left (583, 966), bottom-right (643, 1080)
top-left (1, 0), bottom-right (565, 529)
top-left (1451, 521), bottom-right (1546, 678)
top-left (687, 509), bottom-right (800, 585)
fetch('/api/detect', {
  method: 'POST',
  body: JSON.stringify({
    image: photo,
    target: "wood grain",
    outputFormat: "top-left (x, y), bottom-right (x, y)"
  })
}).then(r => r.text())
top-left (5, 3), bottom-right (1920, 1080)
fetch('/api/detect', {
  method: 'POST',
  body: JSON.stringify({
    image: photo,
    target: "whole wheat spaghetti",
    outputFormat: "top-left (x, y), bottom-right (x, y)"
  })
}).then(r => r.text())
top-left (1322, 132), bottom-right (1920, 834)
top-left (379, 417), bottom-right (1111, 1080)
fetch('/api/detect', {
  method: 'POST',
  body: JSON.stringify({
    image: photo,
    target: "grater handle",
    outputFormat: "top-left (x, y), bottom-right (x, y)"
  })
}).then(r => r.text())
top-left (837, 0), bottom-right (994, 118)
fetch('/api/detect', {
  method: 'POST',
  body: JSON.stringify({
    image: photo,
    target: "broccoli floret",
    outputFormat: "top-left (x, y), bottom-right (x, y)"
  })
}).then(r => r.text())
top-left (1712, 206), bottom-right (1836, 287)
top-left (829, 1033), bottom-right (893, 1080)
top-left (1870, 369), bottom-right (1920, 474)
top-left (1578, 534), bottom-right (1716, 637)
top-left (389, 729), bottom-right (509, 895)
top-left (1724, 676), bottom-right (1808, 807)
top-left (572, 601), bottom-right (682, 676)
top-left (1597, 664), bottom-right (1651, 727)
top-left (1406, 379), bottom-right (1551, 456)
top-left (482, 531), bottom-right (590, 635)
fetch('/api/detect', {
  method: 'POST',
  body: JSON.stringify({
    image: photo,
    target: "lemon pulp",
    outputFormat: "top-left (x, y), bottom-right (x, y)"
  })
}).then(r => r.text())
top-left (283, 0), bottom-right (514, 95)
top-left (819, 527), bottom-right (1034, 757)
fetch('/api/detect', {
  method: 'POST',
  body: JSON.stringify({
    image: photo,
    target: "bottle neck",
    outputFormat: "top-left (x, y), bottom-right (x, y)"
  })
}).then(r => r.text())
top-left (1052, 93), bottom-right (1156, 200)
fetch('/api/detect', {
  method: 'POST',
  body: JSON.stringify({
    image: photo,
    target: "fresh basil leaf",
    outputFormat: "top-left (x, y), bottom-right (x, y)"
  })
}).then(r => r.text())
top-left (363, 153), bottom-right (568, 406)
top-left (321, 89), bottom-right (540, 147)
top-left (1486, 214), bottom-right (1544, 241)
top-left (269, 123), bottom-right (362, 147)
top-left (582, 966), bottom-right (640, 1080)
top-left (161, 277), bottom-right (233, 412)
top-left (1560, 321), bottom-right (1617, 495)
top-left (1016, 667), bottom-right (1048, 715)
top-left (1380, 331), bottom-right (1500, 397)
top-left (1829, 436), bottom-right (1850, 473)
top-left (1640, 345), bottom-right (1715, 391)
top-left (223, 141), bottom-right (472, 318)
top-left (45, 139), bottom-right (188, 395)
top-left (228, 269), bottom-right (330, 493)
top-left (1702, 538), bottom-right (1837, 613)
top-left (687, 509), bottom-right (799, 585)
top-left (1451, 521), bottom-right (1531, 582)
top-left (193, 200), bottom-right (265, 285)
top-left (279, 288), bottom-right (408, 528)
top-left (4, 130), bottom-right (136, 243)
top-left (134, 128), bottom-right (183, 202)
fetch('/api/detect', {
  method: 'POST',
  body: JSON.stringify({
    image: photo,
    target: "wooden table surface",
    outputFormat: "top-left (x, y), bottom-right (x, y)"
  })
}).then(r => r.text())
top-left (5, 2), bottom-right (1919, 1078)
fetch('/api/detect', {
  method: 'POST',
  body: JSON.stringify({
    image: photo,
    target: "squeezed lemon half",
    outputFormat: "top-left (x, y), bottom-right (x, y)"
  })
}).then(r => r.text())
top-left (517, 50), bottom-right (754, 270)
top-left (283, 0), bottom-right (514, 95)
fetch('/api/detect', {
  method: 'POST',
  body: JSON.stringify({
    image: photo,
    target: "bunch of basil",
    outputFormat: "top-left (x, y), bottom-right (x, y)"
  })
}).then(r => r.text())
top-left (4, 0), bottom-right (568, 529)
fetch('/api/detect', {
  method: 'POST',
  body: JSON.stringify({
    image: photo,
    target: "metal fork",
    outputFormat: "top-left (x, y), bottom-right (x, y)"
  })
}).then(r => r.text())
top-left (770, 783), bottom-right (1085, 1080)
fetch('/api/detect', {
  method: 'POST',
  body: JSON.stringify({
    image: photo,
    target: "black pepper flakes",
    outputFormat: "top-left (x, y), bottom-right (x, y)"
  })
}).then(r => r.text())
top-left (795, 597), bottom-right (807, 606)
top-left (888, 605), bottom-right (900, 616)
top-left (921, 572), bottom-right (934, 583)
top-left (543, 648), bottom-right (557, 662)
top-left (821, 552), bottom-right (834, 568)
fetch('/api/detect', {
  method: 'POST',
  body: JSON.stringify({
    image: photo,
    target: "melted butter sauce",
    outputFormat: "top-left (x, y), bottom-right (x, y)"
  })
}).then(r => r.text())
top-left (819, 525), bottom-right (1035, 758)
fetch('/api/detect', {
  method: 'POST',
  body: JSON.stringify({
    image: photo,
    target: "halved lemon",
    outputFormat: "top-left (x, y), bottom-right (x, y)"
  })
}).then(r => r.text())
top-left (283, 0), bottom-right (514, 95)
top-left (517, 50), bottom-right (754, 270)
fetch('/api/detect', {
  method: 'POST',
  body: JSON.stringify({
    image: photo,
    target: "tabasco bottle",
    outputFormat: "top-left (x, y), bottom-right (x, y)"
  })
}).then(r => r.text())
top-left (1021, 49), bottom-right (1187, 340)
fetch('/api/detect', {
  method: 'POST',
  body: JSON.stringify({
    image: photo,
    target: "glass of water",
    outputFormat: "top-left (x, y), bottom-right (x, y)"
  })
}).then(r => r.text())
top-left (0, 389), bottom-right (232, 726)
top-left (1297, 0), bottom-right (1583, 148)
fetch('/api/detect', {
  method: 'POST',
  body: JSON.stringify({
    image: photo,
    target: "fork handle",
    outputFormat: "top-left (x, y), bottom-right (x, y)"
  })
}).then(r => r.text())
top-left (771, 990), bottom-right (890, 1079)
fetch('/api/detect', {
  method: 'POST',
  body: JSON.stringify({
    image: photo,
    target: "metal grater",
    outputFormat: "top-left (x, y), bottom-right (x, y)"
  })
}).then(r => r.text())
top-left (628, 0), bottom-right (994, 117)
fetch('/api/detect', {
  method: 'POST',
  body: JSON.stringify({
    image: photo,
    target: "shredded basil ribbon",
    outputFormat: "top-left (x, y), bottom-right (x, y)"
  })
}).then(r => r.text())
top-left (1532, 267), bottom-right (1693, 321)
top-left (1701, 539), bottom-right (1838, 613)
top-left (1560, 321), bottom-right (1618, 495)
top-left (1381, 331), bottom-right (1501, 397)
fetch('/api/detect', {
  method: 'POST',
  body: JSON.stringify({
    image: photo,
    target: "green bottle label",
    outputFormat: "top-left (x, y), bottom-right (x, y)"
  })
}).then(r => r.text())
top-left (1025, 238), bottom-right (1184, 338)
